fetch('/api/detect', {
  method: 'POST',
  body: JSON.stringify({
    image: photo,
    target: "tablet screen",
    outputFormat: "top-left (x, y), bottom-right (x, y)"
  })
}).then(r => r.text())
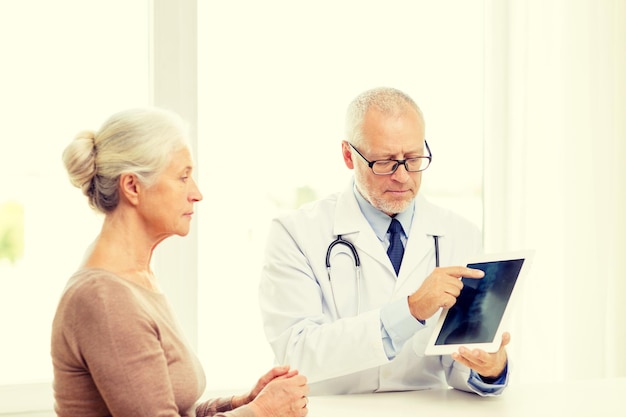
top-left (433, 258), bottom-right (525, 346)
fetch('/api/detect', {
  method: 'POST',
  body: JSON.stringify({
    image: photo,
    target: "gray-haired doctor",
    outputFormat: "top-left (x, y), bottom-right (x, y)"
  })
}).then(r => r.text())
top-left (258, 87), bottom-right (509, 396)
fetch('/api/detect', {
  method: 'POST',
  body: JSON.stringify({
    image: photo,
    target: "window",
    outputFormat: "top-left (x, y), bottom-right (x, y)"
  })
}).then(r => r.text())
top-left (0, 0), bottom-right (150, 411)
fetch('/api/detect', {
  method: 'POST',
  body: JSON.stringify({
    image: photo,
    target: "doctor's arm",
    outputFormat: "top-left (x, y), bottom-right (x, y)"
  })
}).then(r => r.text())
top-left (258, 219), bottom-right (392, 383)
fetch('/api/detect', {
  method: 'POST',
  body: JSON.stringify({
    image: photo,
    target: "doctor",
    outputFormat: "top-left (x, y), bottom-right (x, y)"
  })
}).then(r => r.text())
top-left (259, 87), bottom-right (510, 396)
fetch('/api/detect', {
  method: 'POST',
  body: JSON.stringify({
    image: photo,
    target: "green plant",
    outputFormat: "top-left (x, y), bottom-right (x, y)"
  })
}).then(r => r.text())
top-left (0, 201), bottom-right (24, 264)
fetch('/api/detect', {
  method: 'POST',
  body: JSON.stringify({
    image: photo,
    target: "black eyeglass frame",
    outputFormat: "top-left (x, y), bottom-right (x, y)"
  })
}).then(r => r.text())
top-left (348, 141), bottom-right (433, 175)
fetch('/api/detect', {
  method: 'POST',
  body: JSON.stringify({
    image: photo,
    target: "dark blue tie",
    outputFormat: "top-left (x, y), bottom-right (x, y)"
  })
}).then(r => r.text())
top-left (387, 218), bottom-right (405, 275)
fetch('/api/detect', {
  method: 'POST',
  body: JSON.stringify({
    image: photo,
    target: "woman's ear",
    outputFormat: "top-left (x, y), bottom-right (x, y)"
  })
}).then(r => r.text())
top-left (119, 173), bottom-right (141, 206)
top-left (341, 141), bottom-right (355, 170)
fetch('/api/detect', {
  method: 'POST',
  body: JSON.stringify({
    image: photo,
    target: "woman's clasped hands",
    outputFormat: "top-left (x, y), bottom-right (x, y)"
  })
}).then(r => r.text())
top-left (244, 366), bottom-right (309, 417)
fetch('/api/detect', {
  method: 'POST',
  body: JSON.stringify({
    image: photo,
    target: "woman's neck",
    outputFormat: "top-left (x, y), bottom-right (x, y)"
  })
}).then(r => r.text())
top-left (84, 217), bottom-right (160, 291)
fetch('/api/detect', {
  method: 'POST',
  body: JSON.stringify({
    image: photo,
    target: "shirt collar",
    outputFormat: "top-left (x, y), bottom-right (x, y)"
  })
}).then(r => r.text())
top-left (352, 182), bottom-right (415, 242)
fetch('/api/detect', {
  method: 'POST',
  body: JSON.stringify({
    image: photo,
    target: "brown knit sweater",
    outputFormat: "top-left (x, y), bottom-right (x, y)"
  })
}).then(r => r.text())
top-left (51, 268), bottom-right (255, 417)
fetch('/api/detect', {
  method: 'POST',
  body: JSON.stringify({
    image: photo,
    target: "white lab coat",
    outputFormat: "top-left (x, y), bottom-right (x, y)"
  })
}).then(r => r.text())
top-left (259, 182), bottom-right (488, 395)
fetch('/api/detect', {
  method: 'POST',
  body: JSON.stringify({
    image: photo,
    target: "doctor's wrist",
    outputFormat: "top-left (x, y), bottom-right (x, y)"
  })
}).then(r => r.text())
top-left (406, 295), bottom-right (428, 323)
top-left (478, 374), bottom-right (500, 384)
top-left (478, 362), bottom-right (508, 385)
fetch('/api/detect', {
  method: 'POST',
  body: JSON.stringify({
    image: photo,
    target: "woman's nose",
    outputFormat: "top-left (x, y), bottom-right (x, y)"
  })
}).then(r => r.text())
top-left (190, 178), bottom-right (203, 202)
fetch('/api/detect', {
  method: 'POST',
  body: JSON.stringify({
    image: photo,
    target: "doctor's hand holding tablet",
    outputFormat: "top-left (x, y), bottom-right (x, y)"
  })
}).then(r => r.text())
top-left (408, 265), bottom-right (510, 382)
top-left (423, 251), bottom-right (534, 379)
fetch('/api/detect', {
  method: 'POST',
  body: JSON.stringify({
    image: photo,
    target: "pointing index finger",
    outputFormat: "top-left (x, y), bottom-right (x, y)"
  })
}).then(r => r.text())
top-left (461, 267), bottom-right (485, 279)
top-left (441, 266), bottom-right (485, 279)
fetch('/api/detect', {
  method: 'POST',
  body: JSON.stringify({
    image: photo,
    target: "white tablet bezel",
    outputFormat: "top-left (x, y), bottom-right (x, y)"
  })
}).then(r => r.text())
top-left (424, 250), bottom-right (534, 356)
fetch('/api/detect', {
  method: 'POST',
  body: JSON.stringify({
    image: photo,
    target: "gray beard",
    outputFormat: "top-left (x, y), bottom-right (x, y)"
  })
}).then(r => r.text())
top-left (355, 182), bottom-right (412, 216)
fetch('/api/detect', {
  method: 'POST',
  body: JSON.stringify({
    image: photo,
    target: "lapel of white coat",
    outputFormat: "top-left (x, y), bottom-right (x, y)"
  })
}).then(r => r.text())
top-left (332, 184), bottom-right (391, 269)
top-left (395, 194), bottom-right (447, 287)
top-left (332, 186), bottom-right (450, 281)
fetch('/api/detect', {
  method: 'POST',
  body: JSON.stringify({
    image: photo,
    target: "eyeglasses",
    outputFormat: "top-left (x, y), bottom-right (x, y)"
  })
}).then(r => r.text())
top-left (348, 141), bottom-right (432, 175)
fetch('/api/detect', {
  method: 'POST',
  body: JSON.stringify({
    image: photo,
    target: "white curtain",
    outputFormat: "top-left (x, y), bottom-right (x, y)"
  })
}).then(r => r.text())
top-left (484, 0), bottom-right (626, 384)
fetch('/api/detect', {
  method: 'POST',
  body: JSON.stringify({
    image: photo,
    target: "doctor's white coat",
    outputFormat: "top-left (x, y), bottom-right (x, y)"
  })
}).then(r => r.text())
top-left (259, 182), bottom-right (490, 395)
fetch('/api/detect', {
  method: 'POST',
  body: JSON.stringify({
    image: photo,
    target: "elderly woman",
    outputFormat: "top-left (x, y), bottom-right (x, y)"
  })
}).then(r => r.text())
top-left (52, 108), bottom-right (309, 417)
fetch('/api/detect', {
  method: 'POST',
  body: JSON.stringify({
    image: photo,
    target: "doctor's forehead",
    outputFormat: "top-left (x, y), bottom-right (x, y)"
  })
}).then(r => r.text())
top-left (361, 123), bottom-right (425, 152)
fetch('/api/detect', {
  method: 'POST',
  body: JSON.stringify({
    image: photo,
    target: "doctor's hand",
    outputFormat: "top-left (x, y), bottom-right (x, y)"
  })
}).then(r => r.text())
top-left (452, 332), bottom-right (510, 381)
top-left (407, 266), bottom-right (484, 321)
top-left (247, 366), bottom-right (309, 417)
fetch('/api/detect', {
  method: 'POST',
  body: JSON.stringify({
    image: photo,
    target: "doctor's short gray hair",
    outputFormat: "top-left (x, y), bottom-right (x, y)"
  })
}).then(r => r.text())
top-left (345, 87), bottom-right (424, 148)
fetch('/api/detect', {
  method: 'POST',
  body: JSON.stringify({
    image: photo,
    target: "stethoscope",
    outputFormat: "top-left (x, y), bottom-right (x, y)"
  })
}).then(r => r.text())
top-left (325, 234), bottom-right (440, 316)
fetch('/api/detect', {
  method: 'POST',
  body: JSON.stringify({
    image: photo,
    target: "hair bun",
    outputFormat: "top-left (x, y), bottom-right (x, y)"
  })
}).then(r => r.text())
top-left (75, 130), bottom-right (96, 145)
top-left (62, 130), bottom-right (98, 194)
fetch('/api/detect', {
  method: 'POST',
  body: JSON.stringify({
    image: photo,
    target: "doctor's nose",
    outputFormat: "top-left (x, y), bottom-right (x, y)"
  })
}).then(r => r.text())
top-left (390, 163), bottom-right (411, 182)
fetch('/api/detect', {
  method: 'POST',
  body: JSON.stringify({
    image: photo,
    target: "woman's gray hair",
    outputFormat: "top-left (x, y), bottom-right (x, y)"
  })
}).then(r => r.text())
top-left (62, 107), bottom-right (190, 214)
top-left (345, 87), bottom-right (424, 147)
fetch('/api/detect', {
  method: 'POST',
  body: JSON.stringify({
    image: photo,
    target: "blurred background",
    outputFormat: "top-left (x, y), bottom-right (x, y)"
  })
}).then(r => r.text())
top-left (0, 0), bottom-right (624, 414)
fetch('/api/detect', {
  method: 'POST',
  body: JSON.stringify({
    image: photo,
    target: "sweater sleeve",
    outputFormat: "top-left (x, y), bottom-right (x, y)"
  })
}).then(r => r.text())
top-left (65, 278), bottom-right (188, 416)
top-left (195, 398), bottom-right (256, 417)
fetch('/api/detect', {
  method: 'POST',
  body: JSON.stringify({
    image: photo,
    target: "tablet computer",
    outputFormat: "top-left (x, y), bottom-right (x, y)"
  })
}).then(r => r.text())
top-left (424, 250), bottom-right (534, 356)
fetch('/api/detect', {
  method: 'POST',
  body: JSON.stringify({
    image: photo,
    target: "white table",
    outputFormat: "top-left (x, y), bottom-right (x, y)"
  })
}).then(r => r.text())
top-left (307, 377), bottom-right (624, 416)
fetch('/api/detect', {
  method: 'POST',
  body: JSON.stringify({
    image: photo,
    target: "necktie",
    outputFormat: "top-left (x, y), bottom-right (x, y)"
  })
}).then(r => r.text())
top-left (387, 218), bottom-right (405, 275)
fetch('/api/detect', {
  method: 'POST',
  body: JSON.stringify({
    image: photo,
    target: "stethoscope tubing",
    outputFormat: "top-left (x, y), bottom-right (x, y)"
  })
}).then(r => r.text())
top-left (325, 235), bottom-right (360, 268)
top-left (325, 234), bottom-right (440, 317)
top-left (325, 235), bottom-right (362, 314)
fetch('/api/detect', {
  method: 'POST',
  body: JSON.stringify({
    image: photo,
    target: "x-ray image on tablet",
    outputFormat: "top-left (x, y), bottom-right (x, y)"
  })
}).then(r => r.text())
top-left (425, 251), bottom-right (534, 356)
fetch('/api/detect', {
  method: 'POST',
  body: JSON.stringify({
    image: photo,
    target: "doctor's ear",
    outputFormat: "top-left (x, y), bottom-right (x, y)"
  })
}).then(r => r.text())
top-left (342, 141), bottom-right (355, 170)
